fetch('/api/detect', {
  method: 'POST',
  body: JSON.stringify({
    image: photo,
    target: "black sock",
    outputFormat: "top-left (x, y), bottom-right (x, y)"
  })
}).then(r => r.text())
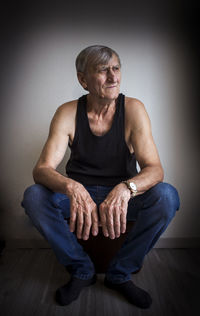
top-left (55, 274), bottom-right (97, 306)
top-left (104, 278), bottom-right (152, 309)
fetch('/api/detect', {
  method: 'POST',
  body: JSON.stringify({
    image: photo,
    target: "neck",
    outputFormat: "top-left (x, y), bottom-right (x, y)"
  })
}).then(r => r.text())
top-left (86, 94), bottom-right (117, 117)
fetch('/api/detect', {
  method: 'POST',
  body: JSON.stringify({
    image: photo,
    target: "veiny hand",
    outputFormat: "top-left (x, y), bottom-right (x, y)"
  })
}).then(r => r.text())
top-left (67, 180), bottom-right (99, 240)
top-left (99, 183), bottom-right (131, 239)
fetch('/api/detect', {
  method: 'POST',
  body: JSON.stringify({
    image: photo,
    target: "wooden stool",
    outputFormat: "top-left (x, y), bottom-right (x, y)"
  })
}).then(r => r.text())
top-left (78, 221), bottom-right (135, 273)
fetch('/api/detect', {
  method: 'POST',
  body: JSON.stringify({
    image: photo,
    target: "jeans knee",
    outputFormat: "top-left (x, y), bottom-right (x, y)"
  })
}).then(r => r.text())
top-left (22, 184), bottom-right (51, 215)
top-left (150, 182), bottom-right (180, 220)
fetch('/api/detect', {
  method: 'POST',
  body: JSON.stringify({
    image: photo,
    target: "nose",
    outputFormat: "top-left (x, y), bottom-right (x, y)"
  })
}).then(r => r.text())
top-left (107, 69), bottom-right (116, 82)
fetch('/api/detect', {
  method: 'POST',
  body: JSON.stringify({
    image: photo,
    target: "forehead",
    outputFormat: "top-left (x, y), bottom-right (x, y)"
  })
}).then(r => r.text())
top-left (98, 55), bottom-right (120, 67)
top-left (91, 55), bottom-right (120, 72)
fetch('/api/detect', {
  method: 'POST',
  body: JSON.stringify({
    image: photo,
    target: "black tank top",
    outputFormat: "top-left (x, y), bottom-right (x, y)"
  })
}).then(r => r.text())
top-left (65, 93), bottom-right (138, 186)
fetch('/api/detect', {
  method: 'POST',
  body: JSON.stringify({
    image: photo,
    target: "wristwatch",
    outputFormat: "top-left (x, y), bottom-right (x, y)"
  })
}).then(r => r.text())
top-left (122, 180), bottom-right (137, 197)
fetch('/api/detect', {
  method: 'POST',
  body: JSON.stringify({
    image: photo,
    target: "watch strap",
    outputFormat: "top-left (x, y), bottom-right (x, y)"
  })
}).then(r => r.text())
top-left (122, 180), bottom-right (137, 197)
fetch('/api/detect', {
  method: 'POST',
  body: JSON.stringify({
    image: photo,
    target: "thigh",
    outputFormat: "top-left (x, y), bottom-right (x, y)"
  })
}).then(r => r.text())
top-left (127, 182), bottom-right (180, 221)
top-left (87, 185), bottom-right (145, 221)
top-left (51, 192), bottom-right (71, 219)
top-left (87, 185), bottom-right (114, 206)
top-left (126, 194), bottom-right (145, 221)
top-left (51, 185), bottom-right (114, 219)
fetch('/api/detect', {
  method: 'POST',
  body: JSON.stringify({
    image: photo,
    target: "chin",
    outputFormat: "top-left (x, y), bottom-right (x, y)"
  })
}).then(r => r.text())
top-left (102, 89), bottom-right (120, 100)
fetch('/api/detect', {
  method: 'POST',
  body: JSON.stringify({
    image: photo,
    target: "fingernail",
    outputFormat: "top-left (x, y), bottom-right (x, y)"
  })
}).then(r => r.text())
top-left (93, 230), bottom-right (98, 236)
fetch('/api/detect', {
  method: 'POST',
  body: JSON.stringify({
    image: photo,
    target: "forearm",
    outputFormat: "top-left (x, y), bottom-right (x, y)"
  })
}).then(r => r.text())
top-left (33, 166), bottom-right (75, 195)
top-left (128, 165), bottom-right (164, 195)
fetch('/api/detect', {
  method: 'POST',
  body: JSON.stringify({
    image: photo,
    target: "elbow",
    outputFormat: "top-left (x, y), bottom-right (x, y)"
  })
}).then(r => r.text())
top-left (158, 165), bottom-right (164, 183)
top-left (32, 163), bottom-right (54, 184)
top-left (32, 166), bottom-right (39, 183)
top-left (32, 163), bottom-right (44, 183)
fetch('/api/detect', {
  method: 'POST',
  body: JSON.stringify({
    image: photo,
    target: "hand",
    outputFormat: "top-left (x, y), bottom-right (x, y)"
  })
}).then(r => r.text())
top-left (99, 183), bottom-right (131, 239)
top-left (67, 180), bottom-right (99, 240)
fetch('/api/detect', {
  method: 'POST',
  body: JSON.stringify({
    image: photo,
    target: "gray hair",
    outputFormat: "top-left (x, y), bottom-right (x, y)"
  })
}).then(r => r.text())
top-left (75, 45), bottom-right (121, 73)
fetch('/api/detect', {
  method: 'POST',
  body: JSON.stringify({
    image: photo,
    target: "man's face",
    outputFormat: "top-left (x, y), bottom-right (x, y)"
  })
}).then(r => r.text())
top-left (83, 54), bottom-right (121, 100)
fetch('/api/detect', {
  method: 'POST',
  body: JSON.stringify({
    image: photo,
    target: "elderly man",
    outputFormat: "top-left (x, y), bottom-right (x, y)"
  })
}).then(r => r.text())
top-left (22, 45), bottom-right (180, 309)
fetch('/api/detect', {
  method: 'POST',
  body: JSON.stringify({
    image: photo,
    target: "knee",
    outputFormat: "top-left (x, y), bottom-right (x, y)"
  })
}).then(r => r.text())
top-left (22, 184), bottom-right (51, 214)
top-left (150, 182), bottom-right (180, 220)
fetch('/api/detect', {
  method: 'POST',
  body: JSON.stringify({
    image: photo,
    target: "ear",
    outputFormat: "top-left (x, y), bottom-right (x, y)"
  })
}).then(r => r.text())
top-left (77, 72), bottom-right (88, 91)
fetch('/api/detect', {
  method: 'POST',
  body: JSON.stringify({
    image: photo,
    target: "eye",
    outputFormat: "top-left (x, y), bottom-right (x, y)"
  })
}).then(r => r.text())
top-left (113, 66), bottom-right (120, 71)
top-left (99, 68), bottom-right (107, 72)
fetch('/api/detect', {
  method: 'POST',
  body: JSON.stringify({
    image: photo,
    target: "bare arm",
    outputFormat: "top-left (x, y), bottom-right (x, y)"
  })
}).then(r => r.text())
top-left (125, 97), bottom-right (164, 193)
top-left (33, 104), bottom-right (74, 194)
top-left (33, 102), bottom-right (99, 240)
top-left (99, 98), bottom-right (164, 239)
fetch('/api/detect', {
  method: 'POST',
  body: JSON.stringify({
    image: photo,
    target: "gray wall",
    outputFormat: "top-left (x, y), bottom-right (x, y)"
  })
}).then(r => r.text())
top-left (0, 1), bottom-right (199, 246)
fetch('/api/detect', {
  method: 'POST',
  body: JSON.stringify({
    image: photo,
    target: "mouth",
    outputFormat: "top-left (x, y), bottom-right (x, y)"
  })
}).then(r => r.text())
top-left (105, 85), bottom-right (117, 89)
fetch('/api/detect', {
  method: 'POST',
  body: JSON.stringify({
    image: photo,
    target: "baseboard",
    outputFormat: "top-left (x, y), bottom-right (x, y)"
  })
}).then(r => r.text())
top-left (155, 237), bottom-right (200, 248)
top-left (4, 237), bottom-right (200, 249)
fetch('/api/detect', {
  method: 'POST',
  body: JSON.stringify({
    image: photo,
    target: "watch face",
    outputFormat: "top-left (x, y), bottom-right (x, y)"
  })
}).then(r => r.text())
top-left (130, 182), bottom-right (137, 191)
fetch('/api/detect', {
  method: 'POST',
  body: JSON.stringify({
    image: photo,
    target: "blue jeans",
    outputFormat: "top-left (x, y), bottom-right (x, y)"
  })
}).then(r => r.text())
top-left (21, 182), bottom-right (180, 284)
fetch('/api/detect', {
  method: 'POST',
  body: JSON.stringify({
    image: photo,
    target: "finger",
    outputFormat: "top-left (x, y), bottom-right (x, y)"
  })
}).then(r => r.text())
top-left (113, 208), bottom-right (121, 238)
top-left (101, 218), bottom-right (109, 237)
top-left (106, 209), bottom-right (115, 239)
top-left (99, 205), bottom-right (109, 237)
top-left (82, 213), bottom-right (92, 240)
top-left (91, 207), bottom-right (99, 236)
top-left (120, 212), bottom-right (127, 234)
top-left (76, 210), bottom-right (84, 239)
top-left (69, 202), bottom-right (77, 233)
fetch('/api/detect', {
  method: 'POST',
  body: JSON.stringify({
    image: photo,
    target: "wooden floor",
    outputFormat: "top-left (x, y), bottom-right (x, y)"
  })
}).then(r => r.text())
top-left (0, 248), bottom-right (199, 316)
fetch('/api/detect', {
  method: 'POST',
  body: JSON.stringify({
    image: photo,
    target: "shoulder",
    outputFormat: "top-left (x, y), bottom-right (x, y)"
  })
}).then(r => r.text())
top-left (125, 96), bottom-right (146, 113)
top-left (49, 99), bottom-right (78, 134)
top-left (56, 99), bottom-right (78, 118)
top-left (53, 99), bottom-right (78, 123)
top-left (124, 96), bottom-right (151, 131)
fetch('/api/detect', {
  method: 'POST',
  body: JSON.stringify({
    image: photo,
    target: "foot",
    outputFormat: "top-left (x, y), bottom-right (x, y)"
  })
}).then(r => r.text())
top-left (104, 278), bottom-right (152, 309)
top-left (55, 274), bottom-right (97, 306)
